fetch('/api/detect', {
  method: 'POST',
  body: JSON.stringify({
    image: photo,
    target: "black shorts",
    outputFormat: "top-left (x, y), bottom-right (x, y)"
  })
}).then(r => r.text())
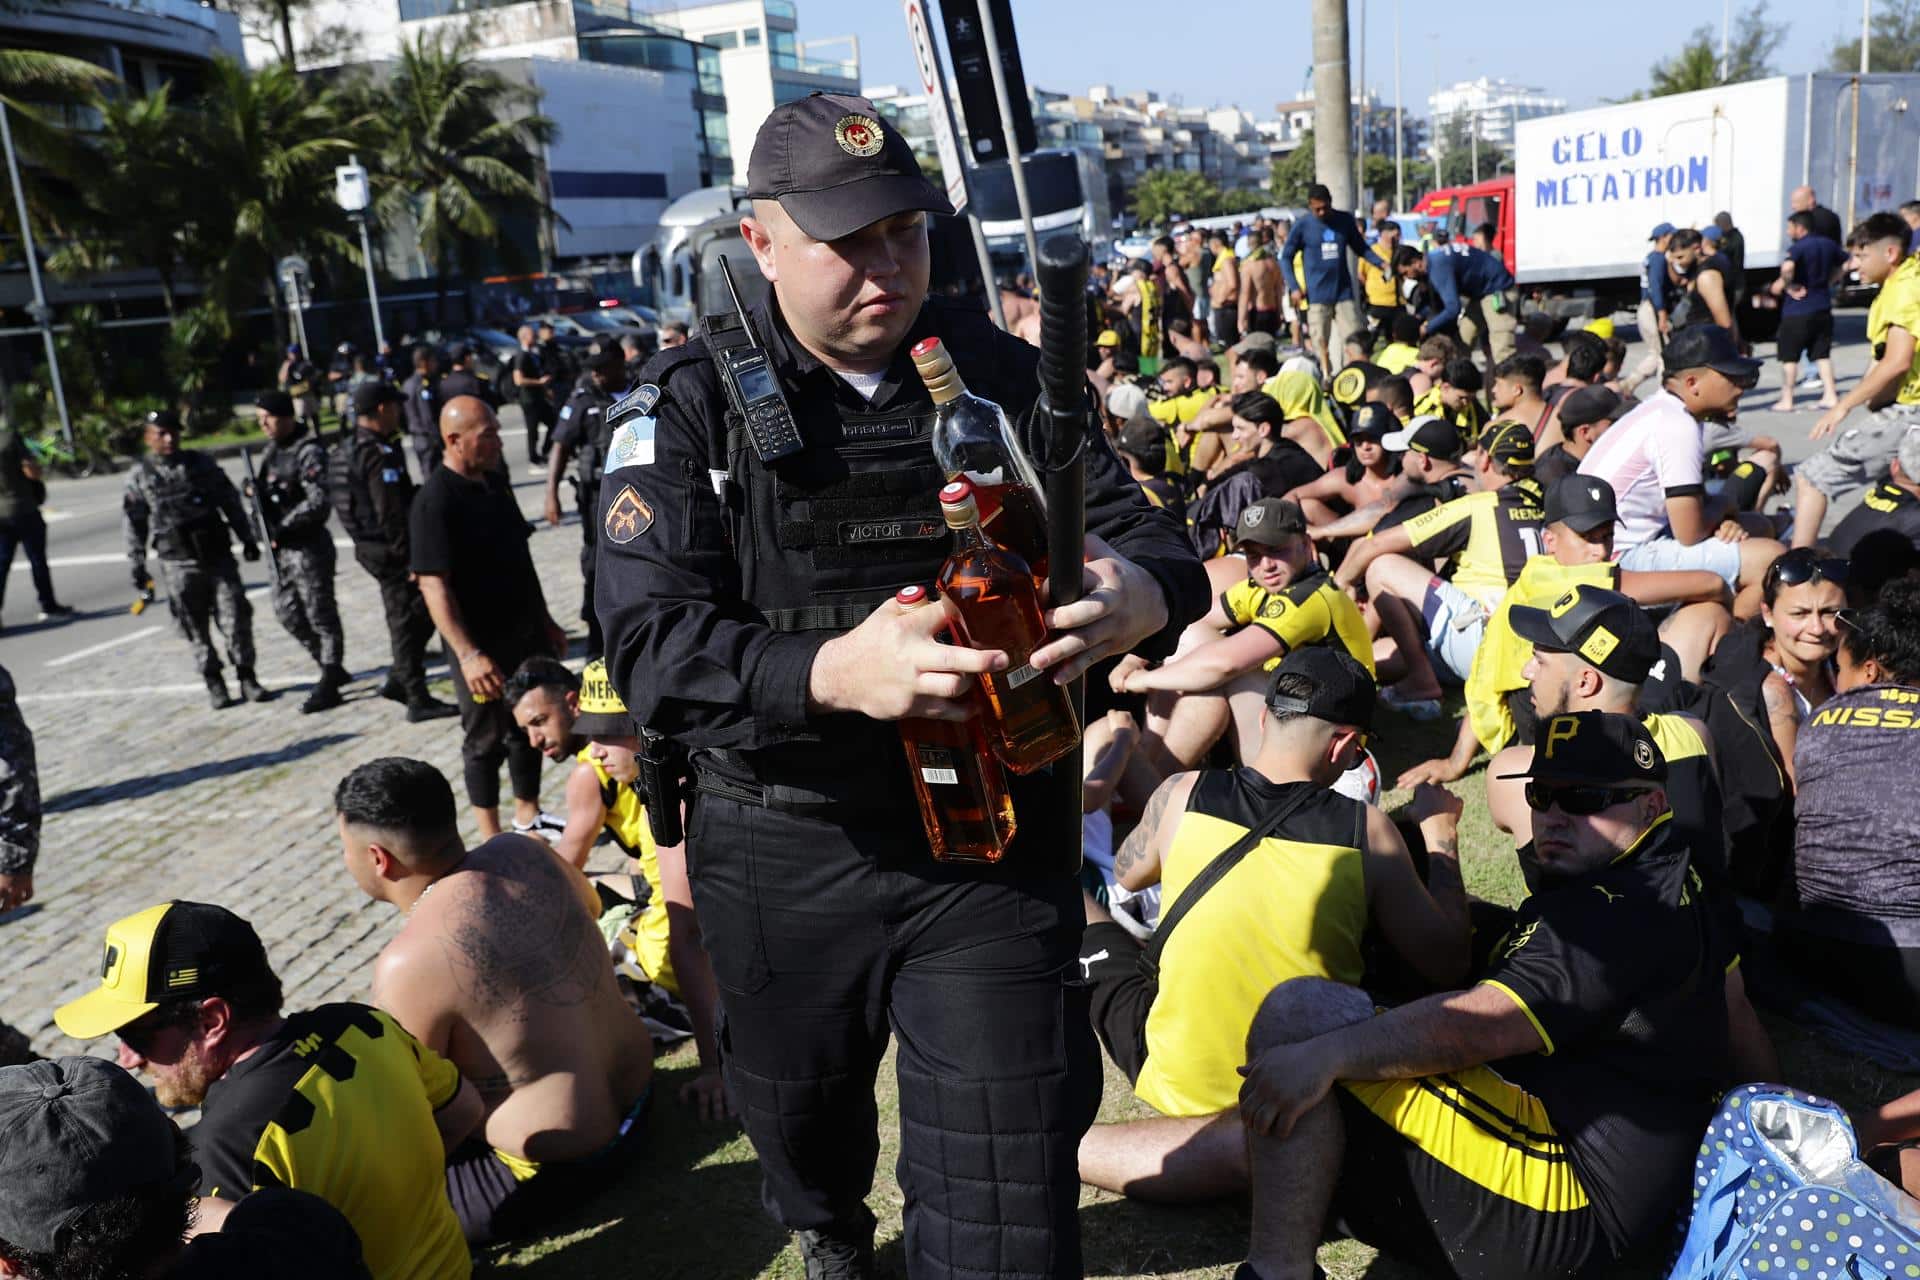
top-left (1247, 308), bottom-right (1281, 336)
top-left (445, 1087), bottom-right (652, 1245)
top-left (1776, 310), bottom-right (1834, 363)
top-left (1079, 921), bottom-right (1152, 1084)
top-left (1331, 1075), bottom-right (1606, 1280)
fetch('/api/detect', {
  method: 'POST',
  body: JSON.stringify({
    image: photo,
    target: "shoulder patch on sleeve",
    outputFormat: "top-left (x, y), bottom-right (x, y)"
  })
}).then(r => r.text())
top-left (604, 484), bottom-right (653, 543)
top-left (608, 382), bottom-right (661, 429)
top-left (607, 417), bottom-right (656, 468)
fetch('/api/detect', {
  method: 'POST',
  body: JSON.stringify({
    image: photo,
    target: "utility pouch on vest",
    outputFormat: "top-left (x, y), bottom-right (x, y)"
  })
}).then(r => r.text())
top-left (1136, 785), bottom-right (1317, 993)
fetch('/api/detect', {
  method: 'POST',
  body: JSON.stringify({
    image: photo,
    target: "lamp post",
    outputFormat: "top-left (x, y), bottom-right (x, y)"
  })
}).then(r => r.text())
top-left (0, 101), bottom-right (73, 453)
top-left (334, 155), bottom-right (386, 350)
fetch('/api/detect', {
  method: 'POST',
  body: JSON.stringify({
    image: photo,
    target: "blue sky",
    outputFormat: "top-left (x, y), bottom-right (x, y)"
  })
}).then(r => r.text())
top-left (797, 0), bottom-right (1861, 115)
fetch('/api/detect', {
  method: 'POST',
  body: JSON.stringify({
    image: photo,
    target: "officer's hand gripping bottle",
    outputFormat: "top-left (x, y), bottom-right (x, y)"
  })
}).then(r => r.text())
top-left (911, 337), bottom-right (1049, 579)
top-left (893, 585), bottom-right (1016, 863)
top-left (936, 479), bottom-right (1080, 774)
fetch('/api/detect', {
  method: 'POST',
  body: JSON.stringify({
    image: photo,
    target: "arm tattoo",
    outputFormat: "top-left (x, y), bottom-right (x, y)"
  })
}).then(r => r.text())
top-left (1114, 776), bottom-right (1179, 879)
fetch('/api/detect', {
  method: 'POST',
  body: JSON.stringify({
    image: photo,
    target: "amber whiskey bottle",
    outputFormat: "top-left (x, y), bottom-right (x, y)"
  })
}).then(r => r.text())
top-left (893, 586), bottom-right (1016, 863)
top-left (936, 478), bottom-right (1081, 774)
top-left (911, 336), bottom-right (1050, 579)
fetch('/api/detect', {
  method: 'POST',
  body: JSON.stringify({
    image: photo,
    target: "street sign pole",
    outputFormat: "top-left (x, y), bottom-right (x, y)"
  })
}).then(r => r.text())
top-left (0, 101), bottom-right (73, 453)
top-left (335, 156), bottom-right (385, 350)
top-left (972, 0), bottom-right (1041, 275)
top-left (904, 0), bottom-right (1005, 329)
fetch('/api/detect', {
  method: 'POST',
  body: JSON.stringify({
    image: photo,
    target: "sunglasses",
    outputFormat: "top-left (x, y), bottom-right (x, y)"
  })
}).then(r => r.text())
top-left (1765, 551), bottom-right (1848, 592)
top-left (119, 1002), bottom-right (198, 1057)
top-left (1525, 782), bottom-right (1651, 815)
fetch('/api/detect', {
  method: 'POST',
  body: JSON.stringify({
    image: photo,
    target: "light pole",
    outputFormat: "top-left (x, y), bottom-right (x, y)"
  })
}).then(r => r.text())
top-left (0, 101), bottom-right (73, 453)
top-left (334, 155), bottom-right (386, 350)
top-left (1394, 0), bottom-right (1404, 209)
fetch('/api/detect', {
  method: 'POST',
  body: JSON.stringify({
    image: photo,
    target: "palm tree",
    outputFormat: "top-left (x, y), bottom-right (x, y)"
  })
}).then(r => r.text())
top-left (44, 85), bottom-right (197, 315)
top-left (0, 47), bottom-right (116, 259)
top-left (182, 57), bottom-right (364, 338)
top-left (368, 27), bottom-right (560, 321)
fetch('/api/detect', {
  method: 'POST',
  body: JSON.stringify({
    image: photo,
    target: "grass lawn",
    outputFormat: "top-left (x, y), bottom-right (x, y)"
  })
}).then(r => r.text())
top-left (480, 705), bottom-right (1920, 1279)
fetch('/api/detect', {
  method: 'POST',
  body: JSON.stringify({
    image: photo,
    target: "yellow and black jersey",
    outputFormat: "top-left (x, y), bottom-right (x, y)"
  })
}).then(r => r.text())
top-left (1137, 769), bottom-right (1368, 1117)
top-left (1830, 478), bottom-right (1920, 556)
top-left (191, 1003), bottom-right (471, 1280)
top-left (1480, 813), bottom-right (1734, 1249)
top-left (1137, 473), bottom-right (1187, 524)
top-left (1643, 713), bottom-right (1725, 888)
top-left (1220, 566), bottom-right (1375, 675)
top-left (577, 747), bottom-right (676, 995)
top-left (1465, 557), bottom-right (1620, 753)
top-left (1414, 384), bottom-right (1488, 440)
top-left (1400, 478), bottom-right (1546, 610)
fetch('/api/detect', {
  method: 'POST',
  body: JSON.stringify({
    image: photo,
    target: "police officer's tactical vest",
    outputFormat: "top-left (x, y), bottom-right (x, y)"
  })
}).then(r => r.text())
top-left (258, 435), bottom-right (322, 543)
top-left (328, 435), bottom-right (384, 544)
top-left (142, 455), bottom-right (225, 561)
top-left (569, 374), bottom-right (620, 498)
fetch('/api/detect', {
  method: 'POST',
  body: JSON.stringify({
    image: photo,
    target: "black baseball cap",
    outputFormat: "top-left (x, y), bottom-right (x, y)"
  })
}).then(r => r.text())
top-left (1116, 414), bottom-right (1165, 462)
top-left (0, 1057), bottom-right (194, 1255)
top-left (1500, 709), bottom-right (1666, 788)
top-left (1482, 419), bottom-right (1536, 470)
top-left (173, 1188), bottom-right (372, 1278)
top-left (1664, 324), bottom-right (1762, 386)
top-left (145, 409), bottom-right (182, 432)
top-left (745, 92), bottom-right (953, 242)
top-left (256, 390), bottom-right (295, 418)
top-left (1557, 384), bottom-right (1623, 430)
top-left (55, 901), bottom-right (277, 1040)
top-left (1348, 402), bottom-right (1398, 442)
top-left (573, 658), bottom-right (637, 738)
top-left (1234, 497), bottom-right (1308, 548)
top-left (1544, 475), bottom-right (1618, 533)
top-left (586, 336), bottom-right (626, 370)
top-left (1509, 583), bottom-right (1661, 683)
top-left (1265, 645), bottom-right (1376, 731)
top-left (1381, 415), bottom-right (1465, 461)
top-left (351, 381), bottom-right (404, 418)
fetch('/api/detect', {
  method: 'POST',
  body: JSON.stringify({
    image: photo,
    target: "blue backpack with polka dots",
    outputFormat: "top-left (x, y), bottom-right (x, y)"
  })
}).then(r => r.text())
top-left (1669, 1085), bottom-right (1920, 1280)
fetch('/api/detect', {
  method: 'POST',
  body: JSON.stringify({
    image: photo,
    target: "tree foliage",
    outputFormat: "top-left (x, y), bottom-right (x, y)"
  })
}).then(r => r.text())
top-left (1831, 0), bottom-right (1920, 71)
top-left (1127, 168), bottom-right (1226, 228)
top-left (1647, 1), bottom-right (1785, 96)
top-left (1270, 129), bottom-right (1397, 206)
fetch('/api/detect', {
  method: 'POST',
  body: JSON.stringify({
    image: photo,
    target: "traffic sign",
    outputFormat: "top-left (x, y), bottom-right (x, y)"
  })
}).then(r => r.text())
top-left (903, 0), bottom-right (968, 214)
top-left (277, 254), bottom-right (308, 285)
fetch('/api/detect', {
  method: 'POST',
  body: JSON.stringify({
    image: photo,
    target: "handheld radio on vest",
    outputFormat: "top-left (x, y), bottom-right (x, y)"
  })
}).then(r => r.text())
top-left (710, 255), bottom-right (804, 463)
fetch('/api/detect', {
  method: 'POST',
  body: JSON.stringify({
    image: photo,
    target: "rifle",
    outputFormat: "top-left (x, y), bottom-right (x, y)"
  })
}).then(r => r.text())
top-left (239, 447), bottom-right (284, 593)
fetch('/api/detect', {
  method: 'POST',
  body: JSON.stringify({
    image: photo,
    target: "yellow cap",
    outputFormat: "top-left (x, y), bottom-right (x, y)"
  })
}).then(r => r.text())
top-left (55, 904), bottom-right (174, 1040)
top-left (1096, 329), bottom-right (1122, 347)
top-left (1583, 316), bottom-right (1615, 340)
top-left (574, 658), bottom-right (636, 737)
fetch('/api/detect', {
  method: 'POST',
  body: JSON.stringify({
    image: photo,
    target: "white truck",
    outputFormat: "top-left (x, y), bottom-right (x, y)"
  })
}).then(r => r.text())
top-left (1509, 72), bottom-right (1920, 321)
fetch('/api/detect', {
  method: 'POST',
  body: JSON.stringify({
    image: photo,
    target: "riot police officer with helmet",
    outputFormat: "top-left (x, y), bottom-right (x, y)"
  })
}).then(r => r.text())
top-left (596, 93), bottom-right (1207, 1279)
top-left (542, 335), bottom-right (628, 657)
top-left (253, 391), bottom-right (349, 713)
top-left (123, 410), bottom-right (269, 709)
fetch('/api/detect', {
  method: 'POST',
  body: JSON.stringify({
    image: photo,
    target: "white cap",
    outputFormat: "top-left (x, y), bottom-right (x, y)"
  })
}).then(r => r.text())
top-left (1105, 382), bottom-right (1152, 429)
top-left (1279, 354), bottom-right (1321, 383)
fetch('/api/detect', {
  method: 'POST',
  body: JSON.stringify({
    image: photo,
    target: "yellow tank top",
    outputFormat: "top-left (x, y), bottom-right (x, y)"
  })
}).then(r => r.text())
top-left (1466, 556), bottom-right (1620, 752)
top-left (578, 746), bottom-right (675, 996)
top-left (1134, 771), bottom-right (1368, 1118)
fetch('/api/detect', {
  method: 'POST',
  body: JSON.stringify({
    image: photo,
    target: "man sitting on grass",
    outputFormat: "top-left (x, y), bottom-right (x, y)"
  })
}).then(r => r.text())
top-left (1235, 712), bottom-right (1735, 1280)
top-left (334, 757), bottom-right (655, 1245)
top-left (1078, 648), bottom-right (1469, 1203)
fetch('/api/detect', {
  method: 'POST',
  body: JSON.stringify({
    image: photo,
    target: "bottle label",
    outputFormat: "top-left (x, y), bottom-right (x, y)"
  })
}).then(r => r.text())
top-left (1002, 663), bottom-right (1043, 691)
top-left (916, 745), bottom-right (960, 785)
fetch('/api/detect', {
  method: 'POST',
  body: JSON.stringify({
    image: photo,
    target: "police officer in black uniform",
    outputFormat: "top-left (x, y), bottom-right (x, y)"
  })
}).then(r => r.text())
top-left (253, 391), bottom-right (350, 713)
top-left (123, 410), bottom-right (269, 709)
top-left (332, 383), bottom-right (457, 722)
top-left (542, 336), bottom-right (628, 658)
top-left (596, 94), bottom-right (1207, 1280)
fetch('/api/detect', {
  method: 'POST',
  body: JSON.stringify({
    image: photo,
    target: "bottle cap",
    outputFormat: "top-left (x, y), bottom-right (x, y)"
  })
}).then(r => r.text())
top-left (912, 337), bottom-right (963, 404)
top-left (938, 477), bottom-right (978, 529)
top-left (895, 584), bottom-right (929, 607)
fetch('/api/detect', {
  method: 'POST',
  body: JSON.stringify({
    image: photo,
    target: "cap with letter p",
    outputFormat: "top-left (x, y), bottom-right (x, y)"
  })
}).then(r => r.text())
top-left (744, 92), bottom-right (952, 242)
top-left (1508, 583), bottom-right (1660, 683)
top-left (54, 902), bottom-right (275, 1041)
top-left (1501, 709), bottom-right (1666, 789)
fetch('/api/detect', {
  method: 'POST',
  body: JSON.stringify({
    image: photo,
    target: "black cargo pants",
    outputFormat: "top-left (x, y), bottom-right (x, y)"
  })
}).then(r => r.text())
top-left (686, 792), bottom-right (1100, 1280)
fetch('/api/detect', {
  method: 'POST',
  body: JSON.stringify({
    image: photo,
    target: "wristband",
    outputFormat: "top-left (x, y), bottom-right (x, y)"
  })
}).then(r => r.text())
top-left (458, 648), bottom-right (480, 663)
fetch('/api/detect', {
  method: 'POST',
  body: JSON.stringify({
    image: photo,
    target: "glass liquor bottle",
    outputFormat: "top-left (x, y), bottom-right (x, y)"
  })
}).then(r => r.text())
top-left (911, 336), bottom-right (1050, 577)
top-left (893, 586), bottom-right (1016, 863)
top-left (936, 478), bottom-right (1080, 774)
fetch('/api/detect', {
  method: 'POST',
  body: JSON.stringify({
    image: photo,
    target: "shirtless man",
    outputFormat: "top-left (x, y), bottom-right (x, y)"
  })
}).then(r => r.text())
top-left (333, 756), bottom-right (654, 1246)
top-left (1240, 232), bottom-right (1284, 337)
top-left (1285, 404), bottom-right (1402, 527)
top-left (1208, 230), bottom-right (1240, 345)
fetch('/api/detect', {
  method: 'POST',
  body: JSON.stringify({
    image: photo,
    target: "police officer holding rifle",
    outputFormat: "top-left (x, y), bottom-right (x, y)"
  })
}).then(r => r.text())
top-left (596, 94), bottom-right (1207, 1279)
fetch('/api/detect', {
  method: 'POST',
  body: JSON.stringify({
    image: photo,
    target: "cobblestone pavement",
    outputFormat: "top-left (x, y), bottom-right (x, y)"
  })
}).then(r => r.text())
top-left (2, 457), bottom-right (611, 1058)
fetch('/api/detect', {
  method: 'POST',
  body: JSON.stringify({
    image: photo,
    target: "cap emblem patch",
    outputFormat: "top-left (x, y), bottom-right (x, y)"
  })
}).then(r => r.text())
top-left (835, 115), bottom-right (885, 158)
top-left (1244, 505), bottom-right (1265, 527)
top-left (1549, 588), bottom-right (1580, 618)
top-left (1579, 626), bottom-right (1619, 666)
top-left (1634, 739), bottom-right (1656, 769)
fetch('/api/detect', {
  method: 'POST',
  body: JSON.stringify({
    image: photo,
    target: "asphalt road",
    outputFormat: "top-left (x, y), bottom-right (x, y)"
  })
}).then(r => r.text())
top-left (0, 311), bottom-right (1880, 677)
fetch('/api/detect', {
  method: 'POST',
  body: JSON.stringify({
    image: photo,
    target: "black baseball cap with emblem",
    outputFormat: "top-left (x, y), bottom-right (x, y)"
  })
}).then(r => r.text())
top-left (1509, 583), bottom-right (1661, 684)
top-left (1233, 497), bottom-right (1308, 549)
top-left (351, 381), bottom-right (403, 418)
top-left (745, 92), bottom-right (954, 242)
top-left (55, 901), bottom-right (277, 1041)
top-left (1482, 419), bottom-right (1536, 470)
top-left (1544, 474), bottom-right (1618, 534)
top-left (1500, 709), bottom-right (1666, 789)
top-left (1265, 646), bottom-right (1376, 731)
top-left (1348, 402), bottom-right (1398, 442)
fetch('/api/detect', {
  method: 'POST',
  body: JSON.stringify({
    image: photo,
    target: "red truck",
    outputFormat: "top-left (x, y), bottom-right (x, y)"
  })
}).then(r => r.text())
top-left (1412, 176), bottom-right (1517, 277)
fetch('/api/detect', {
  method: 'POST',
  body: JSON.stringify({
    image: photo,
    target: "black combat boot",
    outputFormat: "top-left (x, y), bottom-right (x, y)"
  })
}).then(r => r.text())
top-left (205, 670), bottom-right (236, 710)
top-left (797, 1207), bottom-right (875, 1280)
top-left (300, 665), bottom-right (344, 714)
top-left (406, 686), bottom-right (458, 722)
top-left (236, 667), bottom-right (274, 703)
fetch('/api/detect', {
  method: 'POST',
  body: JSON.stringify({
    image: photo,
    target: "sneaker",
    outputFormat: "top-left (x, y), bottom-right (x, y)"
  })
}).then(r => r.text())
top-left (1379, 686), bottom-right (1444, 721)
top-left (406, 694), bottom-right (458, 722)
top-left (205, 672), bottom-right (236, 711)
top-left (377, 675), bottom-right (409, 704)
top-left (300, 680), bottom-right (344, 714)
top-left (512, 811), bottom-right (568, 840)
top-left (797, 1208), bottom-right (876, 1280)
top-left (37, 603), bottom-right (75, 621)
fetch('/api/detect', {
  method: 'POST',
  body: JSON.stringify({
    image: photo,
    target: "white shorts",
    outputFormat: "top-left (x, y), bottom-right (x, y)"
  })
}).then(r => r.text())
top-left (1421, 578), bottom-right (1489, 683)
top-left (1618, 536), bottom-right (1742, 588)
